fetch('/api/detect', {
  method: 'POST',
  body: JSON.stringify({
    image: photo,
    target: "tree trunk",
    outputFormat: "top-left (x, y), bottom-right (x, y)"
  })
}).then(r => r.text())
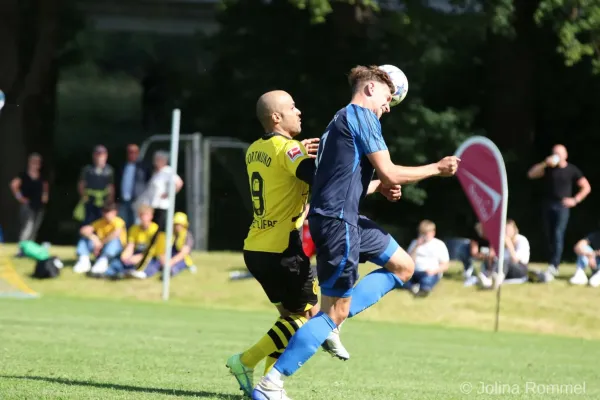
top-left (484, 0), bottom-right (539, 153)
top-left (0, 0), bottom-right (59, 241)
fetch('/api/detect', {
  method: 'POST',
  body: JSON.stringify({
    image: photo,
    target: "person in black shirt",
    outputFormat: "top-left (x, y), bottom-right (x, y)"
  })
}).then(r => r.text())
top-left (9, 153), bottom-right (49, 245)
top-left (569, 231), bottom-right (600, 286)
top-left (527, 144), bottom-right (591, 276)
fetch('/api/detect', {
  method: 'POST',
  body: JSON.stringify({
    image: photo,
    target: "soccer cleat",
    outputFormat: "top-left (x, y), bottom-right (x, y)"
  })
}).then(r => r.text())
top-left (252, 377), bottom-right (291, 400)
top-left (321, 327), bottom-right (350, 361)
top-left (569, 269), bottom-right (588, 285)
top-left (226, 354), bottom-right (254, 397)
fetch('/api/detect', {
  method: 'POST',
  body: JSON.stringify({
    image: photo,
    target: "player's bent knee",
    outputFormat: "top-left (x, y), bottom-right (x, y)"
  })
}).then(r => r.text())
top-left (321, 295), bottom-right (350, 326)
top-left (384, 247), bottom-right (415, 282)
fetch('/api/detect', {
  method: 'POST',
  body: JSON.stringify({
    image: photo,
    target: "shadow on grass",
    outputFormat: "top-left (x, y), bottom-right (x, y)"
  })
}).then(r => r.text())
top-left (1, 375), bottom-right (244, 399)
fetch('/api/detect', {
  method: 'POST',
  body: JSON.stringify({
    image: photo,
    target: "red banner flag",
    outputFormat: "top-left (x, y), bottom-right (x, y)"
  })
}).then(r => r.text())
top-left (455, 136), bottom-right (508, 269)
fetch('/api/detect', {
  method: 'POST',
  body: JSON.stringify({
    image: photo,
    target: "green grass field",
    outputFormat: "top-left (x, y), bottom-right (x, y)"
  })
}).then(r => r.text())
top-left (1, 244), bottom-right (599, 399)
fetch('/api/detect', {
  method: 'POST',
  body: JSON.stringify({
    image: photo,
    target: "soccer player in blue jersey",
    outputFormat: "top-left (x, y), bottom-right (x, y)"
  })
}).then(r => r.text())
top-left (251, 65), bottom-right (460, 399)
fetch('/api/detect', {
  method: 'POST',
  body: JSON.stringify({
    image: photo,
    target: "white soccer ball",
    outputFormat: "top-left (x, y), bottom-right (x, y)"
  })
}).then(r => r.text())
top-left (379, 64), bottom-right (408, 106)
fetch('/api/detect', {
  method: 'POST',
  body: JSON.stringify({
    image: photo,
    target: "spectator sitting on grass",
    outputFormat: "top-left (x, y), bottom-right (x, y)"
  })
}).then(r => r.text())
top-left (403, 220), bottom-right (450, 298)
top-left (73, 202), bottom-right (126, 275)
top-left (103, 205), bottom-right (159, 280)
top-left (569, 230), bottom-right (600, 287)
top-left (462, 222), bottom-right (495, 287)
top-left (129, 212), bottom-right (194, 279)
top-left (478, 219), bottom-right (548, 288)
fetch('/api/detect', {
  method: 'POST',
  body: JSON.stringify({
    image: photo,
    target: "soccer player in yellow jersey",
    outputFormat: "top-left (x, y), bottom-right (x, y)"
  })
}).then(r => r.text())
top-left (226, 90), bottom-right (349, 397)
top-left (105, 205), bottom-right (159, 279)
top-left (74, 202), bottom-right (127, 275)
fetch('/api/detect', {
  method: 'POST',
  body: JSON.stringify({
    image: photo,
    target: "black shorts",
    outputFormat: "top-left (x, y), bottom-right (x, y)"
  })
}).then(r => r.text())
top-left (244, 231), bottom-right (318, 314)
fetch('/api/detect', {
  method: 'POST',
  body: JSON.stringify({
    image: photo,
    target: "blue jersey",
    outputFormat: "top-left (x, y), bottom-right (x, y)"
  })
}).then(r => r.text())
top-left (309, 104), bottom-right (388, 226)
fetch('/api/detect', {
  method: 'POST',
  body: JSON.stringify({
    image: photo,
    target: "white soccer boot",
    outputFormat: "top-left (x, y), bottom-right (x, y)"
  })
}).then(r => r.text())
top-left (73, 256), bottom-right (91, 274)
top-left (252, 377), bottom-right (291, 400)
top-left (569, 268), bottom-right (588, 285)
top-left (322, 326), bottom-right (350, 361)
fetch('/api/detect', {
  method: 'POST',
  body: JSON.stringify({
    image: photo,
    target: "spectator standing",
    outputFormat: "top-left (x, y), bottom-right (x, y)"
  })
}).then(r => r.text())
top-left (116, 144), bottom-right (151, 229)
top-left (9, 153), bottom-right (49, 247)
top-left (136, 150), bottom-right (183, 232)
top-left (527, 144), bottom-right (591, 276)
top-left (78, 145), bottom-right (115, 225)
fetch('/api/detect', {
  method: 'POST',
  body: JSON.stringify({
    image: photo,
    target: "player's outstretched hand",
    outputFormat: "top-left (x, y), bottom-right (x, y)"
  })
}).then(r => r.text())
top-left (380, 184), bottom-right (402, 202)
top-left (437, 156), bottom-right (460, 177)
top-left (301, 138), bottom-right (320, 159)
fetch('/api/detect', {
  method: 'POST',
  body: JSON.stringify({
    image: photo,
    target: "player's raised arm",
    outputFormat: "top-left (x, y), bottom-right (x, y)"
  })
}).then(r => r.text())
top-left (367, 150), bottom-right (460, 186)
top-left (349, 103), bottom-right (459, 185)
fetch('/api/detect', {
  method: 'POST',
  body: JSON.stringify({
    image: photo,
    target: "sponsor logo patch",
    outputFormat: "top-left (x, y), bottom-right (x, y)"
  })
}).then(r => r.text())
top-left (286, 146), bottom-right (303, 162)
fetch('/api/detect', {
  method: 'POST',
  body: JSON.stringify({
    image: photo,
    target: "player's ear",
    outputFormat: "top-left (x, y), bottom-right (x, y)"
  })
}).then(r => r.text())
top-left (272, 112), bottom-right (282, 124)
top-left (365, 81), bottom-right (375, 96)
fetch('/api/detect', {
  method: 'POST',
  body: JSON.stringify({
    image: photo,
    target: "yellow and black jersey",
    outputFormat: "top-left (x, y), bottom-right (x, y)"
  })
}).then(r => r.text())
top-left (243, 133), bottom-right (313, 253)
top-left (155, 229), bottom-right (195, 266)
top-left (127, 222), bottom-right (159, 254)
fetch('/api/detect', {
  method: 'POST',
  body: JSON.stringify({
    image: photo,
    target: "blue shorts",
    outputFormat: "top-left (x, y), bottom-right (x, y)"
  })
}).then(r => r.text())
top-left (308, 215), bottom-right (400, 298)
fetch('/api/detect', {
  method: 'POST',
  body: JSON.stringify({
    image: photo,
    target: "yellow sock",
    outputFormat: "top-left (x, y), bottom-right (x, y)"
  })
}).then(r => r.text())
top-left (239, 315), bottom-right (307, 369)
top-left (264, 351), bottom-right (282, 374)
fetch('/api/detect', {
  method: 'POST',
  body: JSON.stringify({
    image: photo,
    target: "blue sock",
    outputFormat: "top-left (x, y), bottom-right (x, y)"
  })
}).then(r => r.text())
top-left (348, 268), bottom-right (403, 318)
top-left (273, 312), bottom-right (337, 376)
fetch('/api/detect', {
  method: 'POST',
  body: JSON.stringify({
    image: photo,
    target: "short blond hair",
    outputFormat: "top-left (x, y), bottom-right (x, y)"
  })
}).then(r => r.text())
top-left (138, 204), bottom-right (154, 215)
top-left (418, 220), bottom-right (436, 234)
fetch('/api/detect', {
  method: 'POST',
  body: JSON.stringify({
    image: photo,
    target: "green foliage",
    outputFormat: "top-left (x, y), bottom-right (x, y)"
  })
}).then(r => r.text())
top-left (535, 0), bottom-right (600, 71)
top-left (486, 0), bottom-right (517, 37)
top-left (271, 0), bottom-right (600, 71)
top-left (198, 0), bottom-right (476, 209)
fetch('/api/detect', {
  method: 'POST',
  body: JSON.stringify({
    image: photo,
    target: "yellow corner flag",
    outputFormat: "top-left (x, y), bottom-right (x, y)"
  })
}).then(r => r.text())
top-left (0, 244), bottom-right (39, 298)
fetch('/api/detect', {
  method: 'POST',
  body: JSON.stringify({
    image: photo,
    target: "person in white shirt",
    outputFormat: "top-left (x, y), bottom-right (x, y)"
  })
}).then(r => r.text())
top-left (136, 150), bottom-right (184, 232)
top-left (479, 219), bottom-right (533, 288)
top-left (404, 220), bottom-right (450, 297)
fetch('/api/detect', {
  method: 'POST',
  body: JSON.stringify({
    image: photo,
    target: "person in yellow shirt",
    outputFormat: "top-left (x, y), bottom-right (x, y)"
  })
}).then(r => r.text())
top-left (129, 212), bottom-right (194, 279)
top-left (73, 202), bottom-right (126, 275)
top-left (105, 205), bottom-right (159, 279)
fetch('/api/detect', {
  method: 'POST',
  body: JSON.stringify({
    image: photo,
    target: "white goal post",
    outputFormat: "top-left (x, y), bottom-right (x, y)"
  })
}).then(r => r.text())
top-left (138, 131), bottom-right (250, 253)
